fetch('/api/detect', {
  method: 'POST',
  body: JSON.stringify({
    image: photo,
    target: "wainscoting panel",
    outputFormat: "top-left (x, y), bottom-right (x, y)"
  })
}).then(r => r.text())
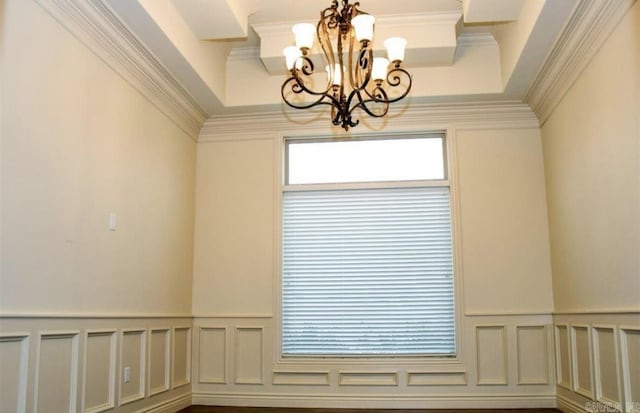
top-left (35, 331), bottom-right (79, 413)
top-left (193, 314), bottom-right (557, 408)
top-left (0, 317), bottom-right (192, 413)
top-left (197, 327), bottom-right (227, 384)
top-left (517, 325), bottom-right (549, 385)
top-left (173, 327), bottom-right (192, 388)
top-left (338, 371), bottom-right (399, 386)
top-left (406, 371), bottom-right (467, 386)
top-left (234, 327), bottom-right (264, 385)
top-left (554, 313), bottom-right (640, 413)
top-left (475, 325), bottom-right (508, 385)
top-left (620, 327), bottom-right (640, 413)
top-left (83, 330), bottom-right (116, 413)
top-left (592, 326), bottom-right (621, 407)
top-left (555, 324), bottom-right (572, 390)
top-left (570, 325), bottom-right (593, 399)
top-left (149, 328), bottom-right (171, 396)
top-left (120, 329), bottom-right (146, 405)
top-left (272, 371), bottom-right (330, 386)
top-left (0, 333), bottom-right (29, 413)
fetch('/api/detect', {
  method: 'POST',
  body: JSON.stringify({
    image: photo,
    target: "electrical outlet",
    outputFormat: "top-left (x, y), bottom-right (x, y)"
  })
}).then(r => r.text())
top-left (123, 366), bottom-right (131, 383)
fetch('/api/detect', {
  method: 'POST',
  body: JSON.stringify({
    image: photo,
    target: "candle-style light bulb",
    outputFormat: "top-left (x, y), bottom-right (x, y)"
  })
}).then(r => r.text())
top-left (325, 64), bottom-right (342, 87)
top-left (292, 23), bottom-right (315, 53)
top-left (283, 46), bottom-right (302, 70)
top-left (384, 37), bottom-right (407, 65)
top-left (371, 57), bottom-right (390, 82)
top-left (351, 14), bottom-right (375, 44)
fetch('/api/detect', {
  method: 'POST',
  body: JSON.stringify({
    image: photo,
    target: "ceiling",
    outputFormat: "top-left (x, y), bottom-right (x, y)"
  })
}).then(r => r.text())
top-left (103, 0), bottom-right (580, 117)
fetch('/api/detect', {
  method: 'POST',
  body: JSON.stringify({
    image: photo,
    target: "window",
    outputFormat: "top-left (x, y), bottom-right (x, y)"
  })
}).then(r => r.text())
top-left (282, 135), bottom-right (455, 357)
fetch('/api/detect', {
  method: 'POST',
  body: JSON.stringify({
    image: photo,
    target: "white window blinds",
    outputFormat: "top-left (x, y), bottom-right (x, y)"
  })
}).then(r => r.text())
top-left (282, 186), bottom-right (455, 356)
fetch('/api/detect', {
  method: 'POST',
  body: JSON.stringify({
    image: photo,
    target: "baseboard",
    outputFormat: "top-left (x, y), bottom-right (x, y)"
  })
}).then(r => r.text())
top-left (137, 393), bottom-right (192, 413)
top-left (557, 394), bottom-right (588, 413)
top-left (192, 392), bottom-right (556, 409)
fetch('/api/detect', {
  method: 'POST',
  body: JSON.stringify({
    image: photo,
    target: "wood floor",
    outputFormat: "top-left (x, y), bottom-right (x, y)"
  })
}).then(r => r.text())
top-left (180, 408), bottom-right (561, 413)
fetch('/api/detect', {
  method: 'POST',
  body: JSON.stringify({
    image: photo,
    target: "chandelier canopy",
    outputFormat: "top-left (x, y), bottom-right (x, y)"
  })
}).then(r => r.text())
top-left (281, 0), bottom-right (412, 131)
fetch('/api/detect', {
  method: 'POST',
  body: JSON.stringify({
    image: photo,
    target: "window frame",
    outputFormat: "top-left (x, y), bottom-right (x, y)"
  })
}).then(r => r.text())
top-left (275, 130), bottom-right (464, 366)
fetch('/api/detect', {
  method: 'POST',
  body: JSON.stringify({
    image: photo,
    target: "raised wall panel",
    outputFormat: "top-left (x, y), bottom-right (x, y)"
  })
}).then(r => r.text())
top-left (621, 328), bottom-right (640, 413)
top-left (149, 328), bottom-right (171, 395)
top-left (120, 329), bottom-right (145, 405)
top-left (407, 371), bottom-right (467, 386)
top-left (555, 324), bottom-right (571, 389)
top-left (339, 371), bottom-right (399, 386)
top-left (516, 325), bottom-right (549, 384)
top-left (272, 371), bottom-right (330, 386)
top-left (476, 325), bottom-right (507, 385)
top-left (0, 334), bottom-right (29, 413)
top-left (35, 332), bottom-right (79, 413)
top-left (84, 331), bottom-right (116, 413)
top-left (198, 327), bottom-right (227, 384)
top-left (172, 327), bottom-right (191, 388)
top-left (571, 325), bottom-right (593, 398)
top-left (592, 326), bottom-right (621, 407)
top-left (234, 327), bottom-right (263, 384)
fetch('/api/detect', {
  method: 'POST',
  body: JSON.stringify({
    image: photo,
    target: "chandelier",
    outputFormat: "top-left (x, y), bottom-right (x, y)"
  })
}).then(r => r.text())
top-left (281, 0), bottom-right (412, 131)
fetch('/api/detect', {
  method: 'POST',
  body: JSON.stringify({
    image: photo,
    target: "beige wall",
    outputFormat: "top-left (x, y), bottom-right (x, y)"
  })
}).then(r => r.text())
top-left (192, 138), bottom-right (274, 316)
top-left (456, 128), bottom-right (553, 314)
top-left (190, 118), bottom-right (556, 406)
top-left (541, 4), bottom-right (639, 413)
top-left (541, 2), bottom-right (640, 313)
top-left (193, 127), bottom-right (554, 317)
top-left (0, 0), bottom-right (5, 305)
top-left (0, 0), bottom-right (196, 315)
top-left (1, 0), bottom-right (638, 410)
top-left (1, 0), bottom-right (196, 411)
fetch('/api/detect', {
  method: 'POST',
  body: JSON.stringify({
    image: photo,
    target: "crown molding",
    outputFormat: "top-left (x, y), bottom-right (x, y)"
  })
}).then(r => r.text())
top-left (198, 101), bottom-right (539, 142)
top-left (228, 47), bottom-right (261, 63)
top-left (376, 11), bottom-right (462, 27)
top-left (456, 32), bottom-right (497, 48)
top-left (252, 11), bottom-right (462, 37)
top-left (34, 0), bottom-right (208, 140)
top-left (524, 0), bottom-right (636, 126)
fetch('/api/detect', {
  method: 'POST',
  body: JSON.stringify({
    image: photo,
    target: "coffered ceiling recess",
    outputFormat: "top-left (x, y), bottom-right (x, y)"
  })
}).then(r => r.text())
top-left (103, 0), bottom-right (579, 117)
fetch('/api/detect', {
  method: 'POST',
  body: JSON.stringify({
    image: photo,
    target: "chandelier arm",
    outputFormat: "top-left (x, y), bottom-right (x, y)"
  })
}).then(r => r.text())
top-left (317, 8), bottom-right (339, 92)
top-left (344, 65), bottom-right (373, 112)
top-left (293, 55), bottom-right (314, 77)
top-left (348, 28), bottom-right (356, 89)
top-left (290, 67), bottom-right (335, 97)
top-left (288, 54), bottom-right (338, 100)
top-left (337, 23), bottom-right (345, 99)
top-left (354, 66), bottom-right (412, 104)
top-left (282, 93), bottom-right (339, 111)
top-left (359, 47), bottom-right (373, 90)
top-left (323, 2), bottom-right (340, 30)
top-left (281, 76), bottom-right (341, 110)
top-left (350, 44), bottom-right (372, 92)
top-left (381, 67), bottom-right (413, 103)
top-left (349, 87), bottom-right (390, 119)
top-left (288, 75), bottom-right (335, 100)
